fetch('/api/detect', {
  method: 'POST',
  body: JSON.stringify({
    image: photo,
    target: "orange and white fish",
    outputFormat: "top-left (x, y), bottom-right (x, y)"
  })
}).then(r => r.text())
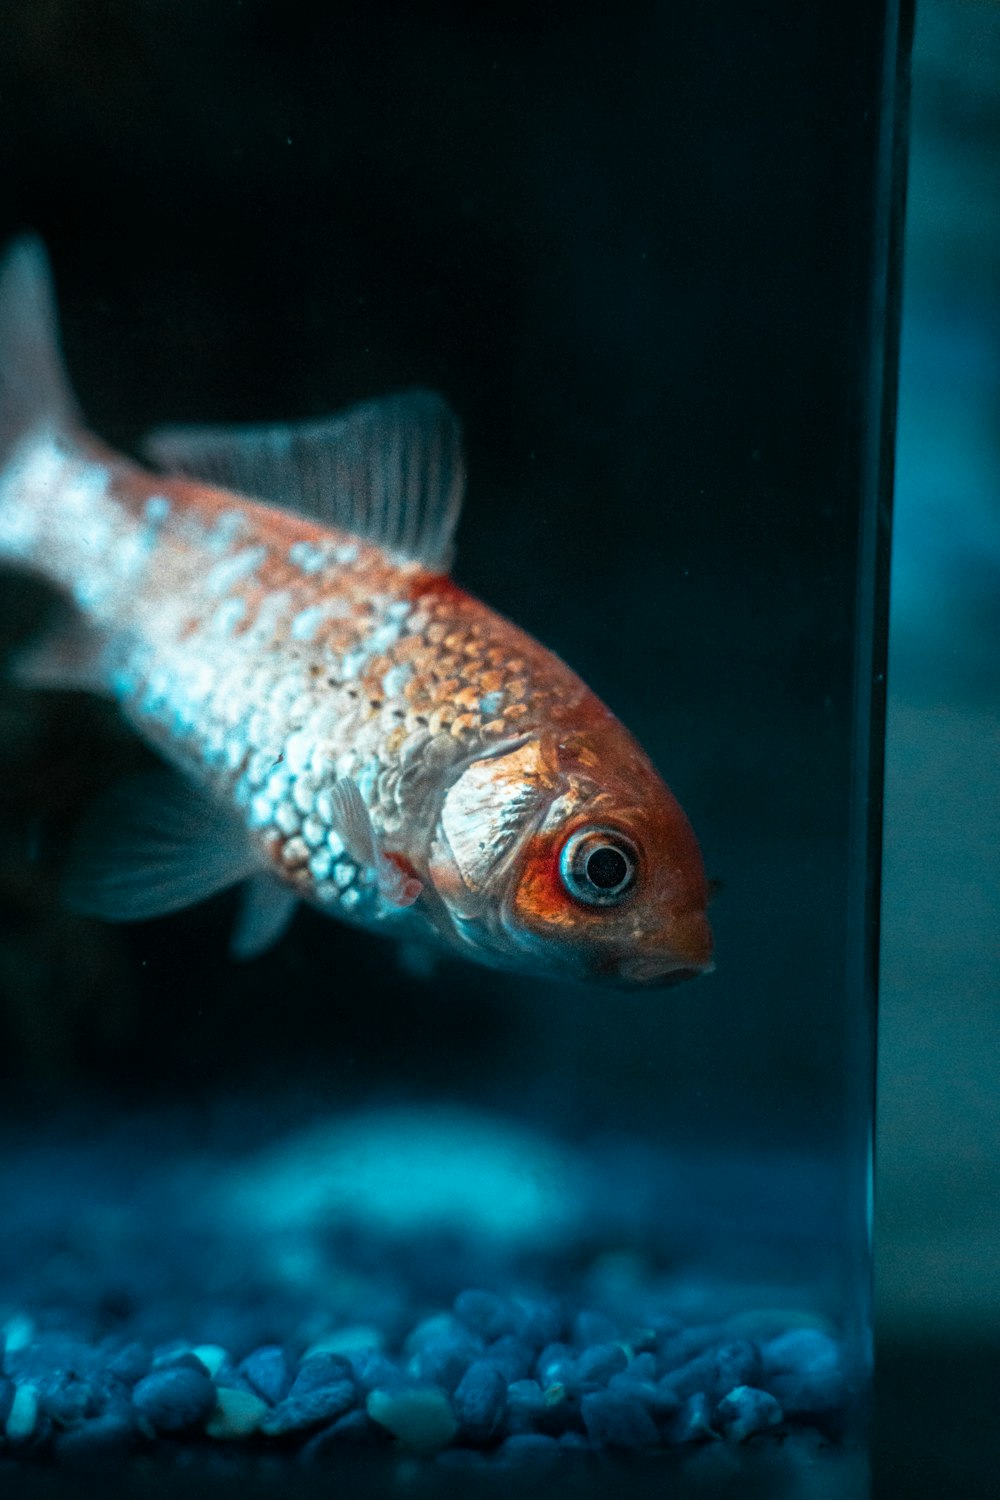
top-left (0, 238), bottom-right (712, 985)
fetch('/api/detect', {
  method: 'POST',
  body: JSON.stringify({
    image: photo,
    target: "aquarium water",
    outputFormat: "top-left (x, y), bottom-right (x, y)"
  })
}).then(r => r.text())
top-left (0, 2), bottom-right (910, 1496)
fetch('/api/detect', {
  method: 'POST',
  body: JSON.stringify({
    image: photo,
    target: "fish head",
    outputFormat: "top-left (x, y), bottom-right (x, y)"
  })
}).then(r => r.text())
top-left (427, 716), bottom-right (713, 987)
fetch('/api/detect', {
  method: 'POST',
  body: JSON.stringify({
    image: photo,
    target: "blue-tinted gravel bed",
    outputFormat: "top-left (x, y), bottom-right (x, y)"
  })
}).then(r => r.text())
top-left (0, 1116), bottom-right (863, 1471)
top-left (0, 1301), bottom-right (856, 1466)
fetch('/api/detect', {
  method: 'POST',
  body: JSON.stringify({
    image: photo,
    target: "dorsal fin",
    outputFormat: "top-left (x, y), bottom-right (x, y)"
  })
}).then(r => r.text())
top-left (0, 235), bottom-right (80, 464)
top-left (142, 388), bottom-right (465, 572)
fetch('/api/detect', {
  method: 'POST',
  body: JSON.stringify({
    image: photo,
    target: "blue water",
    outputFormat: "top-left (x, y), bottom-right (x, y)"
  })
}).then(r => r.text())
top-left (0, 1), bottom-right (913, 1490)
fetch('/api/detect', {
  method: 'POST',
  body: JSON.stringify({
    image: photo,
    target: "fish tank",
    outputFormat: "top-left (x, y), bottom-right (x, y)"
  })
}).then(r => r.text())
top-left (0, 2), bottom-right (909, 1497)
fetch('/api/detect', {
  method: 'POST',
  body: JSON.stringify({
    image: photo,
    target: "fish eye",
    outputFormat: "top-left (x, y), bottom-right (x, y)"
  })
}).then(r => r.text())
top-left (559, 827), bottom-right (638, 906)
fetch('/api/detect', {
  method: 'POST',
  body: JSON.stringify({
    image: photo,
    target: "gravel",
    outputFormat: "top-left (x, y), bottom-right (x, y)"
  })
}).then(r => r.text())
top-left (453, 1290), bottom-right (515, 1341)
top-left (131, 1366), bottom-right (218, 1433)
top-left (0, 1294), bottom-right (860, 1469)
top-left (504, 1378), bottom-right (547, 1433)
top-left (452, 1359), bottom-right (506, 1441)
top-left (581, 1389), bottom-right (660, 1449)
top-left (366, 1385), bottom-right (459, 1450)
top-left (715, 1384), bottom-right (784, 1442)
top-left (259, 1380), bottom-right (357, 1436)
top-left (239, 1344), bottom-right (292, 1405)
top-left (204, 1386), bottom-right (270, 1439)
top-left (480, 1334), bottom-right (534, 1384)
top-left (288, 1352), bottom-right (354, 1396)
top-left (575, 1341), bottom-right (629, 1387)
top-left (5, 1383), bottom-right (41, 1444)
top-left (0, 1117), bottom-right (863, 1473)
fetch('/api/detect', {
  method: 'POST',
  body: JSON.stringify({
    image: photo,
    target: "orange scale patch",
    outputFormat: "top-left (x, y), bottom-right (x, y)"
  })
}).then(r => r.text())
top-left (385, 725), bottom-right (408, 755)
top-left (404, 676), bottom-right (433, 702)
top-left (428, 706), bottom-right (457, 734)
top-left (394, 635), bottom-right (427, 662)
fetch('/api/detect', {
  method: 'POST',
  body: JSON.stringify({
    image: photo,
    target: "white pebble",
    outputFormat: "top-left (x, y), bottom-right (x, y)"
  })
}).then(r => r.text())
top-left (205, 1386), bottom-right (269, 1439)
top-left (716, 1385), bottom-right (783, 1442)
top-left (5, 1384), bottom-right (39, 1442)
top-left (367, 1387), bottom-right (457, 1450)
top-left (2, 1313), bottom-right (34, 1354)
top-left (304, 1326), bottom-right (384, 1357)
top-left (190, 1344), bottom-right (229, 1377)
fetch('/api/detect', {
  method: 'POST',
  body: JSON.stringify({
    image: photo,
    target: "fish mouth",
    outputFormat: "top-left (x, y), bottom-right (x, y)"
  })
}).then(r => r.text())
top-left (617, 909), bottom-right (714, 986)
top-left (617, 956), bottom-right (714, 987)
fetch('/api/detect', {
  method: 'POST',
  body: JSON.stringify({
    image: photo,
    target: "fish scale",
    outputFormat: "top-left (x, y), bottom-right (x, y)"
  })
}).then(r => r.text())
top-left (100, 491), bottom-right (566, 927)
top-left (0, 236), bottom-right (712, 983)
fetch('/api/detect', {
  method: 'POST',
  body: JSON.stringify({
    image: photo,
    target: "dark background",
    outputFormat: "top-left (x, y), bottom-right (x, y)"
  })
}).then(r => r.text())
top-left (0, 0), bottom-right (887, 1142)
top-left (2, 1), bottom-right (996, 1497)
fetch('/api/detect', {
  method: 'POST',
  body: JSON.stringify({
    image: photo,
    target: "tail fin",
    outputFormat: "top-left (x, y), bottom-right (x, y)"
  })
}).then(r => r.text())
top-left (0, 236), bottom-right (79, 467)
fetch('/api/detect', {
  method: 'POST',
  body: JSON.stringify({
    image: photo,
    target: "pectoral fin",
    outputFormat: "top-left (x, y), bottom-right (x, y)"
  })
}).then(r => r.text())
top-left (63, 770), bottom-right (261, 922)
top-left (231, 874), bottom-right (298, 959)
top-left (329, 777), bottom-right (423, 908)
top-left (396, 940), bottom-right (439, 980)
top-left (13, 605), bottom-right (109, 693)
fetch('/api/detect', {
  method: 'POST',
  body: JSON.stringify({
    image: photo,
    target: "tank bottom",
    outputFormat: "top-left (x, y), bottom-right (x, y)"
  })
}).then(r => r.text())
top-left (0, 1098), bottom-right (869, 1490)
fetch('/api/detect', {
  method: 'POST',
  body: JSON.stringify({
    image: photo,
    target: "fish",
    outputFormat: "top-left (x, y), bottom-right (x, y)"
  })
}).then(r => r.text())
top-left (0, 237), bottom-right (713, 986)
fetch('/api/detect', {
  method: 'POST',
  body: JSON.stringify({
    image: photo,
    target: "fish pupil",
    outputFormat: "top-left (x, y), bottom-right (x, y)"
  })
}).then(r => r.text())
top-left (586, 845), bottom-right (629, 891)
top-left (559, 825), bottom-right (637, 906)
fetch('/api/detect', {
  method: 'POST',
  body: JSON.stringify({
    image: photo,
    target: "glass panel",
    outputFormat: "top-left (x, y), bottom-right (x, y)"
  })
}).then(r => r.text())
top-left (0, 2), bottom-right (909, 1493)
